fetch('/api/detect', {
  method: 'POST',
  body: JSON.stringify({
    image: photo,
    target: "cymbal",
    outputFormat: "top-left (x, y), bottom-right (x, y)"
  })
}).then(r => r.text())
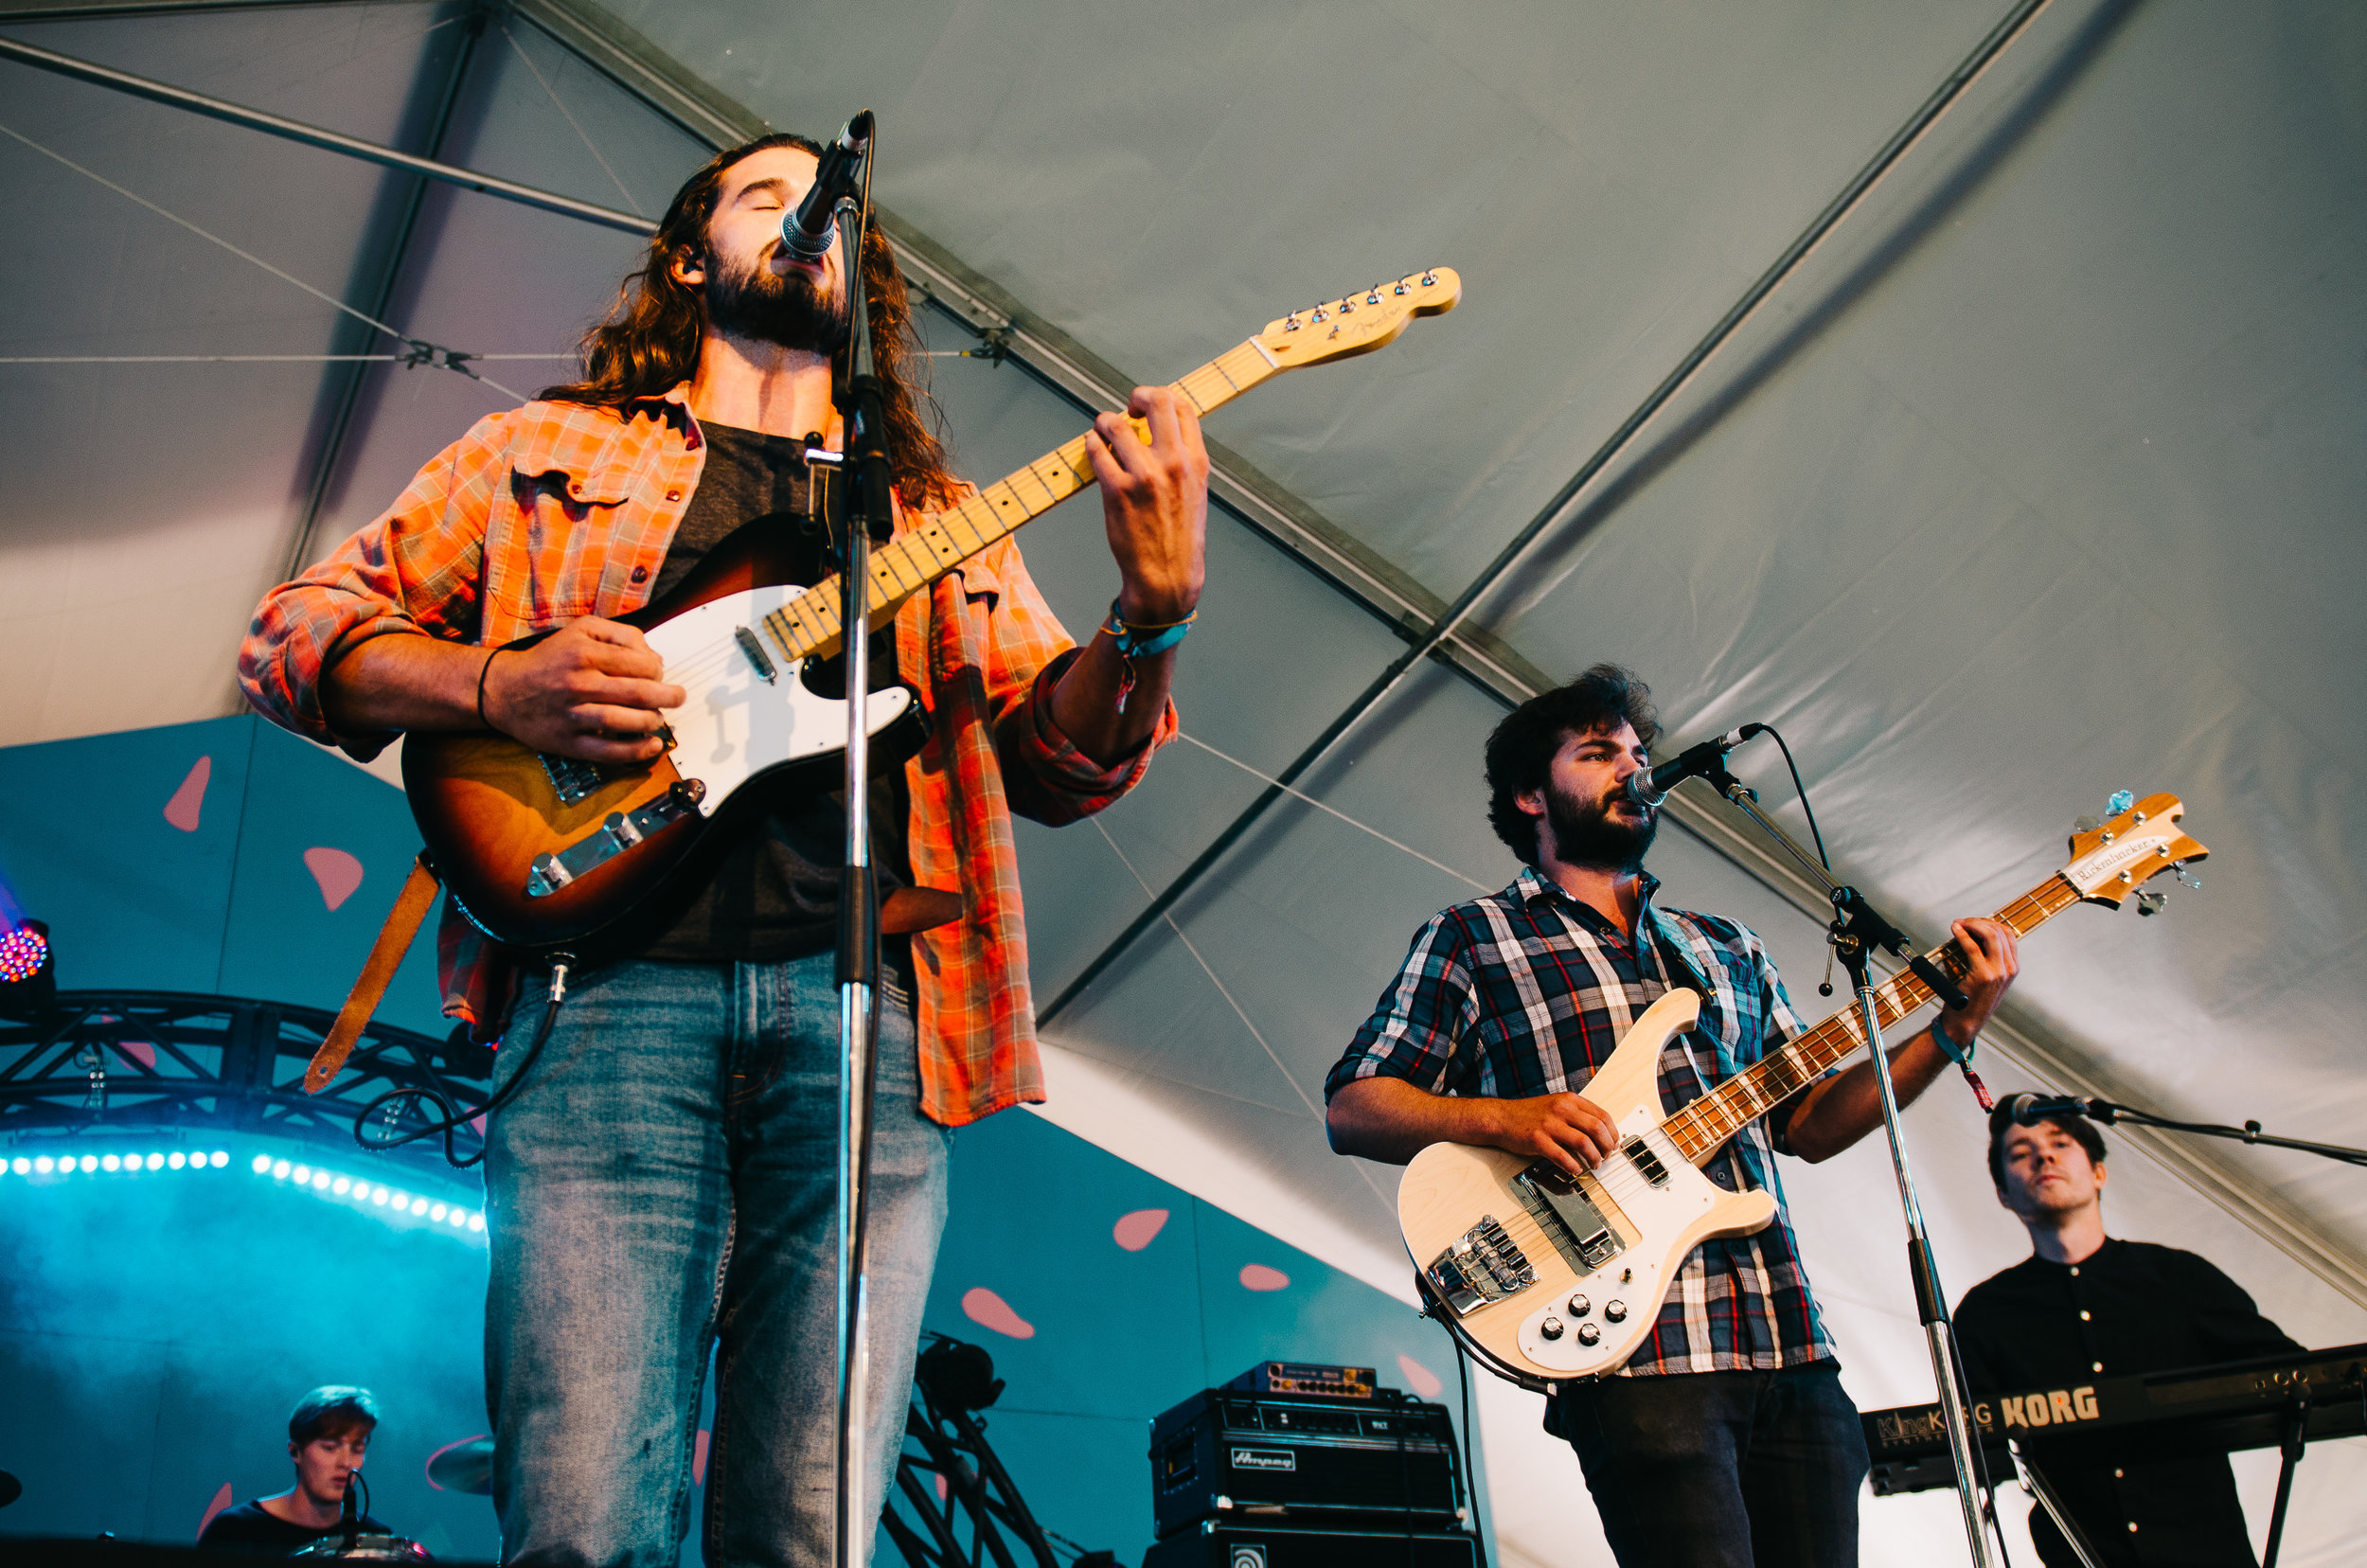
top-left (425, 1435), bottom-right (494, 1496)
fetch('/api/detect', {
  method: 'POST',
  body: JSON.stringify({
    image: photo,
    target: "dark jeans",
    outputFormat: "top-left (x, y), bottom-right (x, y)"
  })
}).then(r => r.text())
top-left (1556, 1362), bottom-right (1869, 1568)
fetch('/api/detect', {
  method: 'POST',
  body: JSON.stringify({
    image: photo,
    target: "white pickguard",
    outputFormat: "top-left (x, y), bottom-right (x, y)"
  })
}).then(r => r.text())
top-left (640, 584), bottom-right (914, 806)
top-left (1510, 1116), bottom-right (1731, 1375)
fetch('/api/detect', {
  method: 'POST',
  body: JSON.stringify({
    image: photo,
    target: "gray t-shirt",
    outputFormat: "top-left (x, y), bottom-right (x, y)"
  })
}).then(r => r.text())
top-left (633, 421), bottom-right (914, 982)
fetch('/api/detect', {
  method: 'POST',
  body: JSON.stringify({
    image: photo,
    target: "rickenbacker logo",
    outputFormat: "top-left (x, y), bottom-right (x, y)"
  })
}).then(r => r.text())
top-left (1973, 1384), bottom-right (2101, 1432)
top-left (1230, 1448), bottom-right (1298, 1472)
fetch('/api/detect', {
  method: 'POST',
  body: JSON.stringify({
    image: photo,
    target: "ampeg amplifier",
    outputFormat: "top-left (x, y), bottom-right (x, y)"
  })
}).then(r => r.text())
top-left (1150, 1381), bottom-right (1465, 1540)
top-left (1225, 1362), bottom-right (1377, 1400)
top-left (1142, 1520), bottom-right (1479, 1568)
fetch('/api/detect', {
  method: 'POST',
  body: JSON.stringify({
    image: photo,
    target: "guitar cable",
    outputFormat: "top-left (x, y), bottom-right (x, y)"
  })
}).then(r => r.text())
top-left (350, 957), bottom-right (574, 1168)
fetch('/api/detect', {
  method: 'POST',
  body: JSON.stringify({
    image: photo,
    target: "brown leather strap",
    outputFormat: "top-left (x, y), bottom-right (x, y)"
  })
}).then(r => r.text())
top-left (882, 886), bottom-right (964, 935)
top-left (306, 853), bottom-right (442, 1093)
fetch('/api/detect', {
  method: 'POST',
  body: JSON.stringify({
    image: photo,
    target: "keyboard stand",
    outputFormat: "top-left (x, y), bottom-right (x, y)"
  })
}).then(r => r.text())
top-left (2008, 1442), bottom-right (2105, 1568)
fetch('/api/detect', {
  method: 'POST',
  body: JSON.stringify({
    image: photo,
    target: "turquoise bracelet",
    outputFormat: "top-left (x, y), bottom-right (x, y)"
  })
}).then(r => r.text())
top-left (1100, 597), bottom-right (1196, 712)
top-left (1931, 1023), bottom-right (1975, 1067)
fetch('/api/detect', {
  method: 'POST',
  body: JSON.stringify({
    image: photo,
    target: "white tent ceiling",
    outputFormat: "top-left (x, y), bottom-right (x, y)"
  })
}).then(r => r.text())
top-left (3, 1), bottom-right (2363, 1562)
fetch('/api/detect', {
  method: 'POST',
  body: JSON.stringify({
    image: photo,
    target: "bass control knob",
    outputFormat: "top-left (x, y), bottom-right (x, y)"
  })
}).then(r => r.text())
top-left (1604, 1300), bottom-right (1628, 1323)
top-left (1540, 1317), bottom-right (1564, 1341)
top-left (1576, 1323), bottom-right (1601, 1346)
top-left (1567, 1294), bottom-right (1591, 1317)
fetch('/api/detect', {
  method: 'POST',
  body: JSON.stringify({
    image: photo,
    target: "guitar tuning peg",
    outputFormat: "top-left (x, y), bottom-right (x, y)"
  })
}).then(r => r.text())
top-left (2174, 864), bottom-right (2202, 890)
top-left (2107, 790), bottom-right (2135, 816)
top-left (2134, 890), bottom-right (2167, 917)
top-left (2073, 816), bottom-right (2101, 834)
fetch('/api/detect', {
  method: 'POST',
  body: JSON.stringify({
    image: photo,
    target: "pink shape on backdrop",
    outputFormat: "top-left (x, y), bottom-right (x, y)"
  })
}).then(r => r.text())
top-left (1397, 1353), bottom-right (1444, 1400)
top-left (164, 756), bottom-right (211, 832)
top-left (422, 1433), bottom-right (490, 1493)
top-left (934, 1473), bottom-right (949, 1502)
top-left (1238, 1264), bottom-right (1290, 1292)
top-left (693, 1428), bottom-right (710, 1486)
top-left (304, 847), bottom-right (365, 911)
top-left (114, 1040), bottom-right (156, 1071)
top-left (197, 1481), bottom-right (233, 1539)
top-left (1112, 1208), bottom-right (1169, 1252)
top-left (961, 1286), bottom-right (1036, 1340)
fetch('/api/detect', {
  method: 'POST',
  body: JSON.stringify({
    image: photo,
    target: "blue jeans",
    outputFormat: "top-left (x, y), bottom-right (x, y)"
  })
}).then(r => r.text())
top-left (482, 954), bottom-right (952, 1568)
top-left (1556, 1362), bottom-right (1869, 1568)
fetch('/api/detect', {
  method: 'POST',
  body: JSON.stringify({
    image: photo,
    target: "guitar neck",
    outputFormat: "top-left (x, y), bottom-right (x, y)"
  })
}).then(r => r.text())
top-left (757, 340), bottom-right (1282, 661)
top-left (1662, 872), bottom-right (2087, 1165)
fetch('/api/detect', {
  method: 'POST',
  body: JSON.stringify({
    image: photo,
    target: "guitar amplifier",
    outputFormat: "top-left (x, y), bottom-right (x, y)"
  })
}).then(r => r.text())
top-left (1142, 1520), bottom-right (1479, 1568)
top-left (1149, 1382), bottom-right (1465, 1540)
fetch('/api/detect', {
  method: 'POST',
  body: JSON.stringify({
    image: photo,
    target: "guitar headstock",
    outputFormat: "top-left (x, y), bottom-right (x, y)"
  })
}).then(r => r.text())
top-left (2059, 793), bottom-right (2208, 908)
top-left (1255, 267), bottom-right (1461, 370)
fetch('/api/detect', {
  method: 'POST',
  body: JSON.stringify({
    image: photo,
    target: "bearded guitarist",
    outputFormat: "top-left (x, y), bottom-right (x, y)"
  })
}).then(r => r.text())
top-left (1325, 665), bottom-right (2020, 1568)
top-left (239, 134), bottom-right (1206, 1564)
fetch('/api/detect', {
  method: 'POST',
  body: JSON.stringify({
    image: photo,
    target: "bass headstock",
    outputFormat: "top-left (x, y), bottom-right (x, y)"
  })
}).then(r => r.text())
top-left (1255, 267), bottom-right (1461, 370)
top-left (2059, 793), bottom-right (2208, 910)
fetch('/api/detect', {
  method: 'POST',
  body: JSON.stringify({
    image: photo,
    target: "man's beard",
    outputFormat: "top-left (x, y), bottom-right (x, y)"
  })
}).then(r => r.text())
top-left (1544, 780), bottom-right (1657, 873)
top-left (703, 248), bottom-right (847, 353)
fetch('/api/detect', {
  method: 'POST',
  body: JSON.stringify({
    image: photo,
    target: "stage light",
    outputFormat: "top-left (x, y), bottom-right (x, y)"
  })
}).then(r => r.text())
top-left (168, 1152), bottom-right (186, 1169)
top-left (429, 1203), bottom-right (448, 1221)
top-left (292, 1164), bottom-right (311, 1185)
top-left (408, 1196), bottom-right (427, 1215)
top-left (210, 1151), bottom-right (228, 1167)
top-left (468, 1213), bottom-right (486, 1232)
top-left (11, 1157), bottom-right (27, 1175)
top-left (390, 1190), bottom-right (408, 1211)
top-left (311, 1171), bottom-right (330, 1190)
top-left (371, 1187), bottom-right (388, 1205)
top-left (447, 1209), bottom-right (466, 1228)
top-left (332, 1176), bottom-right (351, 1195)
top-left (33, 1156), bottom-right (52, 1174)
top-left (0, 919), bottom-right (53, 1014)
top-left (79, 1154), bottom-right (98, 1173)
top-left (146, 1153), bottom-right (164, 1171)
top-left (102, 1154), bottom-right (121, 1172)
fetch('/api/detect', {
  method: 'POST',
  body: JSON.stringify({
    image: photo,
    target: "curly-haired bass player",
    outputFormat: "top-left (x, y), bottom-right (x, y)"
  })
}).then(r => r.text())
top-left (240, 134), bottom-right (1208, 1565)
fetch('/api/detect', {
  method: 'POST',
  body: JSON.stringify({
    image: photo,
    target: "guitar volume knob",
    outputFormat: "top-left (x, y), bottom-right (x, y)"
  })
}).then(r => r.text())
top-left (1604, 1300), bottom-right (1628, 1323)
top-left (1539, 1317), bottom-right (1564, 1341)
top-left (1576, 1323), bottom-right (1601, 1346)
top-left (1567, 1294), bottom-right (1591, 1317)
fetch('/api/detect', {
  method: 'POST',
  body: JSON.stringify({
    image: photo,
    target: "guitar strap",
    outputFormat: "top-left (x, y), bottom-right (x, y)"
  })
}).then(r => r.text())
top-left (303, 852), bottom-right (443, 1094)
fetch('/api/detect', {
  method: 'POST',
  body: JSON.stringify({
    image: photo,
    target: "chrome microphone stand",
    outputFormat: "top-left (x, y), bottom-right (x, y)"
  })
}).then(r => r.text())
top-left (1694, 766), bottom-right (1997, 1568)
top-left (826, 157), bottom-right (891, 1568)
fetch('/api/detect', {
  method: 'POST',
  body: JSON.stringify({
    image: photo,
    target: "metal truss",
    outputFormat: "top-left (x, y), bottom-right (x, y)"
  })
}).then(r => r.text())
top-left (0, 990), bottom-right (489, 1176)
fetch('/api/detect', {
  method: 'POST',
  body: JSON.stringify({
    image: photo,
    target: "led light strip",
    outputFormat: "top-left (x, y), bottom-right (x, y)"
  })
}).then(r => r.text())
top-left (0, 1147), bottom-right (485, 1238)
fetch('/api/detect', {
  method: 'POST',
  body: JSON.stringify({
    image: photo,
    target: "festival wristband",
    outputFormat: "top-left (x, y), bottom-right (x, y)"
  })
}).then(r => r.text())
top-left (1100, 597), bottom-right (1196, 712)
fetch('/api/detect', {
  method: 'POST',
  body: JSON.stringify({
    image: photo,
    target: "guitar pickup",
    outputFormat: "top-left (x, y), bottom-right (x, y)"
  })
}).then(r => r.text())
top-left (1425, 1215), bottom-right (1535, 1316)
top-left (1513, 1164), bottom-right (1627, 1274)
top-left (734, 625), bottom-right (778, 684)
top-left (1623, 1136), bottom-right (1670, 1188)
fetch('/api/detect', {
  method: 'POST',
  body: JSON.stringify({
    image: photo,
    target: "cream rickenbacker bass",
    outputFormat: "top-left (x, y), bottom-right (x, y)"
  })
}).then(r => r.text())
top-left (402, 268), bottom-right (1462, 956)
top-left (1399, 793), bottom-right (2207, 1385)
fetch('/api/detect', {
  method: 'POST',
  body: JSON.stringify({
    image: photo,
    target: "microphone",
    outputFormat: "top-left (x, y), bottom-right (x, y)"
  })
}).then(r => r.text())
top-left (1624, 723), bottom-right (1767, 809)
top-left (2002, 1093), bottom-right (2109, 1126)
top-left (779, 110), bottom-right (874, 265)
top-left (339, 1467), bottom-right (360, 1551)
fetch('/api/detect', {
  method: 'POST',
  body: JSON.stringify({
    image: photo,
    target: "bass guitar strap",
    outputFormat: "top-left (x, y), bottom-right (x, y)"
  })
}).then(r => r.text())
top-left (304, 852), bottom-right (442, 1093)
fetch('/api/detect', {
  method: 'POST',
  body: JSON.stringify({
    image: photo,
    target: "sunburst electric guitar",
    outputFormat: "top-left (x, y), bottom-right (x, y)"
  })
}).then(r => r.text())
top-left (402, 268), bottom-right (1461, 956)
top-left (1398, 793), bottom-right (2207, 1385)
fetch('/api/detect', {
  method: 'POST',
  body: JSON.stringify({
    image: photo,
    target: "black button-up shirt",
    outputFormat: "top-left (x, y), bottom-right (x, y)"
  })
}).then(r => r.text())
top-left (1954, 1238), bottom-right (2302, 1567)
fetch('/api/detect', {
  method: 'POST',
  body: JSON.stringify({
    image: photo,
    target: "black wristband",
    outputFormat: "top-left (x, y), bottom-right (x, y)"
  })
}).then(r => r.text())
top-left (476, 648), bottom-right (504, 730)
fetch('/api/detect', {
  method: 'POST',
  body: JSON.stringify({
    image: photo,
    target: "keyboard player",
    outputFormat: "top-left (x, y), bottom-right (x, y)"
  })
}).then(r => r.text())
top-left (1954, 1105), bottom-right (2303, 1566)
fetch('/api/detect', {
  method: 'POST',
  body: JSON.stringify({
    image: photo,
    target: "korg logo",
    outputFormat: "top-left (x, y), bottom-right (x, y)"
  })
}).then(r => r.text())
top-left (1229, 1448), bottom-right (1298, 1472)
top-left (1227, 1548), bottom-right (1267, 1568)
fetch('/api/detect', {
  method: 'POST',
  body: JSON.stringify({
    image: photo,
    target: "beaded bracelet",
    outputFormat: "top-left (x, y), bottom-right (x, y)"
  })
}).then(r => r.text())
top-left (476, 647), bottom-right (507, 729)
top-left (1100, 597), bottom-right (1196, 712)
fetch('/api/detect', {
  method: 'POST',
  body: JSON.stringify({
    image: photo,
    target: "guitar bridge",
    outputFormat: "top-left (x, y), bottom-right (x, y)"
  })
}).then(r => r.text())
top-left (1424, 1215), bottom-right (1535, 1316)
top-left (1512, 1163), bottom-right (1628, 1274)
top-left (539, 752), bottom-right (604, 805)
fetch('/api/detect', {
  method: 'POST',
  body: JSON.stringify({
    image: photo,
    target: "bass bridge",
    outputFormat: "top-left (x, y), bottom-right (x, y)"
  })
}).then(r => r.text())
top-left (1424, 1216), bottom-right (1535, 1316)
top-left (1511, 1162), bottom-right (1628, 1274)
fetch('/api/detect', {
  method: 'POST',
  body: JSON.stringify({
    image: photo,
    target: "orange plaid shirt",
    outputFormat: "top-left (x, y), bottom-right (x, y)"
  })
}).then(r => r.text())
top-left (239, 385), bottom-right (1172, 1127)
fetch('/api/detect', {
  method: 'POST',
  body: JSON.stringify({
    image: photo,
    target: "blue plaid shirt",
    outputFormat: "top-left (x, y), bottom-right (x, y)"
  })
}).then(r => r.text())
top-left (1328, 866), bottom-right (1839, 1377)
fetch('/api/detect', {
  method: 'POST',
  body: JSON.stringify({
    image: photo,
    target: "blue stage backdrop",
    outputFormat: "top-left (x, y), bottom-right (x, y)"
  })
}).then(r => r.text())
top-left (0, 718), bottom-right (1484, 1564)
